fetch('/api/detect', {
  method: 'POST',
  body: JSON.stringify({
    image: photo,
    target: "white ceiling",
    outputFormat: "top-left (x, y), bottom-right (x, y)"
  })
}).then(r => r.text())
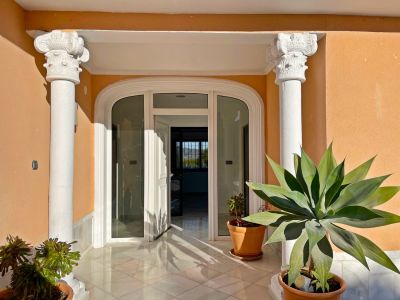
top-left (29, 30), bottom-right (278, 75)
top-left (28, 30), bottom-right (324, 75)
top-left (16, 0), bottom-right (400, 16)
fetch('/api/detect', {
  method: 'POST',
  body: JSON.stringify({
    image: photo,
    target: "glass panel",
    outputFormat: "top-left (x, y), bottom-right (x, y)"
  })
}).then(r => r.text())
top-left (217, 95), bottom-right (249, 236)
top-left (182, 141), bottom-right (200, 169)
top-left (153, 93), bottom-right (208, 109)
top-left (175, 141), bottom-right (181, 169)
top-left (112, 95), bottom-right (144, 238)
top-left (201, 141), bottom-right (208, 168)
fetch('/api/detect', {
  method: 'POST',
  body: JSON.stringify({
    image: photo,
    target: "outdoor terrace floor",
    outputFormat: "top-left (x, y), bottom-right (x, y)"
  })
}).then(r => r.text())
top-left (75, 225), bottom-right (281, 300)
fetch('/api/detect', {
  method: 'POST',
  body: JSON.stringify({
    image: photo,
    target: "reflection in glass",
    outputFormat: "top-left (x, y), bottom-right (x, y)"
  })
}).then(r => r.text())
top-left (112, 95), bottom-right (144, 238)
top-left (153, 93), bottom-right (208, 109)
top-left (217, 96), bottom-right (249, 236)
top-left (201, 141), bottom-right (208, 168)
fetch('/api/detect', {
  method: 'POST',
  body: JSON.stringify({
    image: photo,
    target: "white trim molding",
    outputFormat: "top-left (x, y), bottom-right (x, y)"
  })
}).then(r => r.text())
top-left (93, 77), bottom-right (265, 248)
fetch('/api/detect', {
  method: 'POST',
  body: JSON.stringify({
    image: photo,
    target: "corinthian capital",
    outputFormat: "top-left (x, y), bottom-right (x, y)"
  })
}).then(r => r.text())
top-left (34, 30), bottom-right (89, 84)
top-left (272, 33), bottom-right (318, 83)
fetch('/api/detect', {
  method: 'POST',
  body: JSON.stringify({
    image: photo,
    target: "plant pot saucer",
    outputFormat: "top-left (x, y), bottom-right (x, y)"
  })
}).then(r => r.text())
top-left (229, 248), bottom-right (263, 261)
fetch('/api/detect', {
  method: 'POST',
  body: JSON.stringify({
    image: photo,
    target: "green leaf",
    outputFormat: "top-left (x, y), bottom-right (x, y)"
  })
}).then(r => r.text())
top-left (355, 234), bottom-right (400, 274)
top-left (294, 154), bottom-right (311, 199)
top-left (330, 205), bottom-right (383, 221)
top-left (247, 182), bottom-right (314, 217)
top-left (318, 143), bottom-right (337, 195)
top-left (305, 220), bottom-right (326, 254)
top-left (329, 175), bottom-right (389, 211)
top-left (321, 221), bottom-right (369, 269)
top-left (310, 236), bottom-right (333, 292)
top-left (267, 220), bottom-right (306, 243)
top-left (243, 211), bottom-right (301, 227)
top-left (332, 209), bottom-right (400, 228)
top-left (343, 157), bottom-right (375, 185)
top-left (288, 229), bottom-right (309, 286)
top-left (301, 148), bottom-right (317, 199)
top-left (266, 155), bottom-right (303, 192)
top-left (324, 161), bottom-right (345, 206)
top-left (316, 161), bottom-right (345, 216)
top-left (310, 170), bottom-right (320, 208)
top-left (357, 186), bottom-right (400, 208)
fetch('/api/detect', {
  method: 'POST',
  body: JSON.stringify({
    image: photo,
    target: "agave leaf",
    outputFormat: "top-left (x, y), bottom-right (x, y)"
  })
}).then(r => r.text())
top-left (288, 229), bottom-right (309, 286)
top-left (318, 143), bottom-right (337, 195)
top-left (342, 157), bottom-right (375, 185)
top-left (310, 171), bottom-right (320, 208)
top-left (330, 205), bottom-right (383, 221)
top-left (329, 175), bottom-right (389, 211)
top-left (266, 155), bottom-right (303, 192)
top-left (247, 182), bottom-right (314, 217)
top-left (355, 234), bottom-right (400, 274)
top-left (267, 220), bottom-right (307, 244)
top-left (310, 236), bottom-right (333, 292)
top-left (301, 148), bottom-right (317, 200)
top-left (332, 209), bottom-right (400, 228)
top-left (242, 211), bottom-right (301, 227)
top-left (248, 182), bottom-right (313, 214)
top-left (324, 161), bottom-right (345, 206)
top-left (321, 221), bottom-right (369, 270)
top-left (315, 162), bottom-right (345, 217)
top-left (294, 154), bottom-right (311, 199)
top-left (305, 220), bottom-right (326, 254)
top-left (357, 186), bottom-right (400, 208)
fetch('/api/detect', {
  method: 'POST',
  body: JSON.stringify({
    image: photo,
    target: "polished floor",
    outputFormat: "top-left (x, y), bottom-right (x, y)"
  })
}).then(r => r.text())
top-left (75, 218), bottom-right (281, 300)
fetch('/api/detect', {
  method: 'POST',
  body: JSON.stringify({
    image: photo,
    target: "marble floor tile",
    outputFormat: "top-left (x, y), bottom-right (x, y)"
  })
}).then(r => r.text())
top-left (176, 285), bottom-right (230, 300)
top-left (77, 226), bottom-right (280, 300)
top-left (233, 284), bottom-right (273, 300)
top-left (149, 274), bottom-right (199, 296)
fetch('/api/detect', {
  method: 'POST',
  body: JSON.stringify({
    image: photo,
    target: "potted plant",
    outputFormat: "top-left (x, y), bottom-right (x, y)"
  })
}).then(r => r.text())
top-left (244, 145), bottom-right (400, 299)
top-left (227, 193), bottom-right (266, 260)
top-left (0, 235), bottom-right (80, 300)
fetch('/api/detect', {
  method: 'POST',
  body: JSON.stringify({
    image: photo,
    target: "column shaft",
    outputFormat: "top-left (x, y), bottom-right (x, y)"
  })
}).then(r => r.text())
top-left (279, 80), bottom-right (302, 174)
top-left (48, 80), bottom-right (76, 241)
top-left (272, 32), bottom-right (318, 267)
top-left (279, 80), bottom-right (302, 266)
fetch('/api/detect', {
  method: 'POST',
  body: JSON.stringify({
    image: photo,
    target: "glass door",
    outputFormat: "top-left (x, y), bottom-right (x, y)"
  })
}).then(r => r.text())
top-left (111, 95), bottom-right (145, 238)
top-left (216, 95), bottom-right (249, 236)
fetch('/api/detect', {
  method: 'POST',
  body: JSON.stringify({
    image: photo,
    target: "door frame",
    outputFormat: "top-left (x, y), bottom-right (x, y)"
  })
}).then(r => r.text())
top-left (93, 77), bottom-right (265, 247)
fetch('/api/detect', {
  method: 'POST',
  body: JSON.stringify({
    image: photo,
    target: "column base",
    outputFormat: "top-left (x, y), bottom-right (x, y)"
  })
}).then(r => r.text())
top-left (65, 275), bottom-right (90, 300)
top-left (269, 274), bottom-right (283, 300)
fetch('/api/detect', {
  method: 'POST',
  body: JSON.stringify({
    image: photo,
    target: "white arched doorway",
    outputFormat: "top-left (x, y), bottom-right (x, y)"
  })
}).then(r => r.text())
top-left (93, 77), bottom-right (264, 247)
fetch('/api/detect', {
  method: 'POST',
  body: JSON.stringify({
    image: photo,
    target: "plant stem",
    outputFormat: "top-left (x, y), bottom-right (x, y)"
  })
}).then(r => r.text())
top-left (308, 256), bottom-right (315, 278)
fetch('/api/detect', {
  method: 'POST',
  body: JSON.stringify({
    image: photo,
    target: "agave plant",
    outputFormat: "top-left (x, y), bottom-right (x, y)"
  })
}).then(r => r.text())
top-left (244, 145), bottom-right (400, 292)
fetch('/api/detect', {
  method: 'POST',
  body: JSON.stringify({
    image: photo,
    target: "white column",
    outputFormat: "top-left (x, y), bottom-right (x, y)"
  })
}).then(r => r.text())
top-left (34, 30), bottom-right (89, 300)
top-left (273, 32), bottom-right (318, 266)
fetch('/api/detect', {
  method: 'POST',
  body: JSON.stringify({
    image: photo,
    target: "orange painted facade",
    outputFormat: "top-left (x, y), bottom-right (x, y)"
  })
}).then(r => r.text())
top-left (1, 0), bottom-right (400, 251)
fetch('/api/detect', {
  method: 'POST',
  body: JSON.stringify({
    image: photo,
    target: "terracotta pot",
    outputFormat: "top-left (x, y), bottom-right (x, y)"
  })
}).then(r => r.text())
top-left (0, 283), bottom-right (74, 300)
top-left (0, 289), bottom-right (13, 300)
top-left (278, 272), bottom-right (347, 300)
top-left (227, 221), bottom-right (266, 257)
top-left (57, 281), bottom-right (74, 300)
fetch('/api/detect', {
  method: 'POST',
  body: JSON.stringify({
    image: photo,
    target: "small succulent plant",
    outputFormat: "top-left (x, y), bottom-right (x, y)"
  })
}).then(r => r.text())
top-left (0, 236), bottom-right (80, 300)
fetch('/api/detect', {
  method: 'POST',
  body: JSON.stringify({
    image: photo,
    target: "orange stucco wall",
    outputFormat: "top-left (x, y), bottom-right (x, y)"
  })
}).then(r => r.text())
top-left (25, 11), bottom-right (400, 33)
top-left (0, 0), bottom-right (49, 244)
top-left (0, 0), bottom-right (94, 243)
top-left (324, 32), bottom-right (400, 250)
